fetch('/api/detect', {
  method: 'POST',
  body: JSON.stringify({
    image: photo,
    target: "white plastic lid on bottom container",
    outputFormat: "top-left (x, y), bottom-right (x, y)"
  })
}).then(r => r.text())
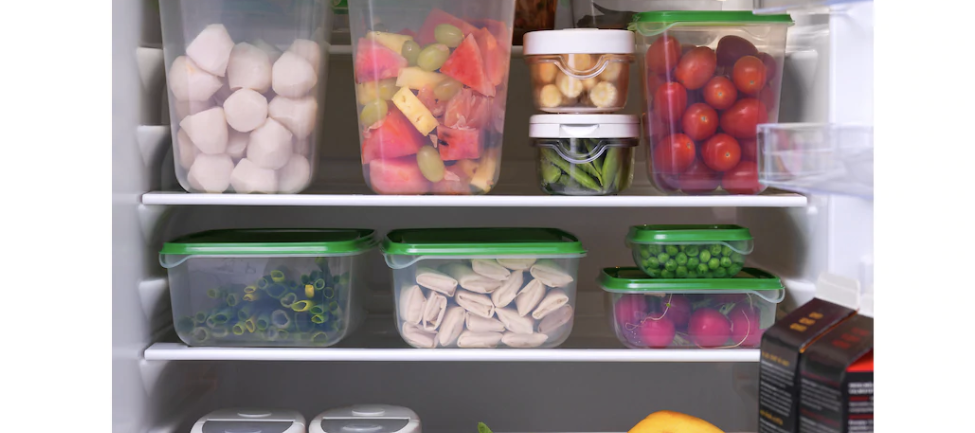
top-left (191, 409), bottom-right (306, 433)
top-left (310, 405), bottom-right (421, 433)
top-left (529, 114), bottom-right (640, 139)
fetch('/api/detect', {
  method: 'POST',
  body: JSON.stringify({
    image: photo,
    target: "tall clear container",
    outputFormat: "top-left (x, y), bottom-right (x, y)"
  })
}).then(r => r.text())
top-left (349, 0), bottom-right (516, 195)
top-left (160, 0), bottom-right (330, 194)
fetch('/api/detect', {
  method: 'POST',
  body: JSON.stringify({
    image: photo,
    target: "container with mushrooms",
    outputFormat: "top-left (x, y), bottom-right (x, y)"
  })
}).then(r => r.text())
top-left (523, 29), bottom-right (634, 113)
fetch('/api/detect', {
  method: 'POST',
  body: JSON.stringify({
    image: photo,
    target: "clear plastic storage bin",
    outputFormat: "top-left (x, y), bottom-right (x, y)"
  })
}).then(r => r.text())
top-left (160, 0), bottom-right (331, 194)
top-left (599, 267), bottom-right (784, 349)
top-left (381, 228), bottom-right (586, 348)
top-left (626, 224), bottom-right (754, 279)
top-left (160, 229), bottom-right (375, 347)
top-left (349, 0), bottom-right (516, 195)
top-left (572, 0), bottom-right (723, 29)
top-left (631, 11), bottom-right (793, 195)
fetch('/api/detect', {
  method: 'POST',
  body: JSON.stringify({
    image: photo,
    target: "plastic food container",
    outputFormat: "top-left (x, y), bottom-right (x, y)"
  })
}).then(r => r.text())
top-left (160, 229), bottom-right (375, 347)
top-left (381, 228), bottom-right (586, 348)
top-left (626, 224), bottom-right (753, 279)
top-left (631, 11), bottom-right (793, 195)
top-left (160, 0), bottom-right (331, 194)
top-left (523, 29), bottom-right (634, 113)
top-left (349, 1), bottom-right (516, 195)
top-left (311, 405), bottom-right (421, 433)
top-left (571, 0), bottom-right (723, 29)
top-left (598, 267), bottom-right (784, 349)
top-left (513, 0), bottom-right (559, 45)
top-left (191, 409), bottom-right (306, 433)
top-left (530, 114), bottom-right (639, 195)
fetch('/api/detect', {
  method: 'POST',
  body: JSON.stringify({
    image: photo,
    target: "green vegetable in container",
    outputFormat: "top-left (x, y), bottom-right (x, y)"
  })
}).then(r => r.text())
top-left (537, 138), bottom-right (633, 196)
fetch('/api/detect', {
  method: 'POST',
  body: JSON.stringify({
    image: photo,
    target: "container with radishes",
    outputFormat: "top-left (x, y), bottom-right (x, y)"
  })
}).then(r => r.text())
top-left (599, 267), bottom-right (784, 349)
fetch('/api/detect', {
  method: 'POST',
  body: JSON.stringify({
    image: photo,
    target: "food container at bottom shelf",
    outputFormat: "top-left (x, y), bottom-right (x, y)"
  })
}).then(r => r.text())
top-left (191, 408), bottom-right (306, 433)
top-left (571, 0), bottom-right (723, 29)
top-left (349, 1), bottom-right (516, 195)
top-left (599, 267), bottom-right (785, 349)
top-left (381, 228), bottom-right (587, 348)
top-left (310, 405), bottom-right (421, 433)
top-left (160, 0), bottom-right (331, 194)
top-left (530, 114), bottom-right (639, 195)
top-left (523, 29), bottom-right (634, 113)
top-left (631, 11), bottom-right (793, 195)
top-left (160, 229), bottom-right (375, 347)
top-left (626, 224), bottom-right (753, 279)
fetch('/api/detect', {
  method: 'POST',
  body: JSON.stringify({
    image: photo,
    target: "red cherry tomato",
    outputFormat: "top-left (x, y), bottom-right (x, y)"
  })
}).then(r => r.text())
top-left (674, 46), bottom-right (717, 90)
top-left (653, 133), bottom-right (696, 174)
top-left (680, 159), bottom-right (721, 194)
top-left (757, 52), bottom-right (778, 83)
top-left (716, 35), bottom-right (759, 68)
top-left (681, 103), bottom-right (719, 141)
top-left (646, 35), bottom-right (682, 75)
top-left (653, 82), bottom-right (688, 123)
top-left (703, 76), bottom-right (737, 111)
top-left (722, 161), bottom-right (763, 194)
top-left (739, 137), bottom-right (758, 162)
top-left (646, 73), bottom-right (667, 97)
top-left (732, 56), bottom-right (767, 95)
top-left (648, 112), bottom-right (677, 142)
top-left (702, 133), bottom-right (742, 172)
top-left (759, 86), bottom-right (778, 113)
top-left (720, 98), bottom-right (768, 139)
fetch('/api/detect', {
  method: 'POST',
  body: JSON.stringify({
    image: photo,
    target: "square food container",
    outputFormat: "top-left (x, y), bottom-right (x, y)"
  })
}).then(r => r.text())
top-left (191, 409), bottom-right (306, 433)
top-left (599, 267), bottom-right (784, 349)
top-left (631, 11), bottom-right (793, 195)
top-left (626, 224), bottom-right (753, 278)
top-left (160, 0), bottom-right (332, 194)
top-left (523, 29), bottom-right (634, 113)
top-left (349, 0), bottom-right (516, 195)
top-left (530, 114), bottom-right (639, 195)
top-left (160, 229), bottom-right (375, 347)
top-left (571, 0), bottom-right (723, 29)
top-left (381, 228), bottom-right (586, 348)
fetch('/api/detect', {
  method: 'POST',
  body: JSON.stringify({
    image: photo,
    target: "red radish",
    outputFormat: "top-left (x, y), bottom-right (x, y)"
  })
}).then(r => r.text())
top-left (687, 308), bottom-right (731, 348)
top-left (615, 295), bottom-right (648, 326)
top-left (728, 303), bottom-right (762, 347)
top-left (638, 315), bottom-right (676, 348)
top-left (659, 294), bottom-right (691, 329)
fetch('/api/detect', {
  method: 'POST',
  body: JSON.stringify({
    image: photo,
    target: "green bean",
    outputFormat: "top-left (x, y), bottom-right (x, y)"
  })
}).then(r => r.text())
top-left (602, 147), bottom-right (622, 191)
top-left (542, 148), bottom-right (601, 190)
top-left (541, 160), bottom-right (561, 184)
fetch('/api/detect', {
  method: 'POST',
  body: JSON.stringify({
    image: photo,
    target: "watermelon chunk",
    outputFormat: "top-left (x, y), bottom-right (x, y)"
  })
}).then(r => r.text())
top-left (441, 34), bottom-right (495, 97)
top-left (354, 38), bottom-right (407, 83)
top-left (474, 27), bottom-right (508, 87)
top-left (444, 88), bottom-right (491, 129)
top-left (471, 19), bottom-right (510, 48)
top-left (417, 9), bottom-right (478, 45)
top-left (398, 28), bottom-right (418, 39)
top-left (361, 105), bottom-right (426, 164)
top-left (417, 85), bottom-right (447, 117)
top-left (438, 126), bottom-right (483, 161)
top-left (368, 157), bottom-right (431, 195)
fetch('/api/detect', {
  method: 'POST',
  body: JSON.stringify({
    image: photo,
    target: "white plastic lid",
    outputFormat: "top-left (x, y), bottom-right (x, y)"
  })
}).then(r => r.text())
top-left (523, 29), bottom-right (635, 55)
top-left (529, 114), bottom-right (640, 139)
top-left (311, 405), bottom-right (420, 433)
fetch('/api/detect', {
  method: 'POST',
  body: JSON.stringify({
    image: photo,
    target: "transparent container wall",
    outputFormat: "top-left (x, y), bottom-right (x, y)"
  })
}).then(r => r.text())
top-left (389, 256), bottom-right (580, 348)
top-left (160, 0), bottom-right (330, 194)
top-left (533, 138), bottom-right (636, 195)
top-left (168, 254), bottom-right (366, 347)
top-left (629, 240), bottom-right (752, 278)
top-left (331, 0), bottom-right (351, 45)
top-left (758, 123), bottom-right (873, 199)
top-left (635, 23), bottom-right (789, 195)
top-left (526, 54), bottom-right (633, 113)
top-left (606, 291), bottom-right (780, 349)
top-left (349, 0), bottom-right (515, 195)
top-left (513, 0), bottom-right (559, 44)
top-left (571, 0), bottom-right (723, 29)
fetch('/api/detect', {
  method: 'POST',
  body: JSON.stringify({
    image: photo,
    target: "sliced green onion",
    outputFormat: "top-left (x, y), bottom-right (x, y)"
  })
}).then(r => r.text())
top-left (210, 325), bottom-right (229, 338)
top-left (305, 284), bottom-right (315, 298)
top-left (280, 293), bottom-right (298, 308)
top-left (322, 287), bottom-right (335, 299)
top-left (329, 321), bottom-right (343, 333)
top-left (237, 305), bottom-right (254, 322)
top-left (232, 323), bottom-right (246, 335)
top-left (310, 304), bottom-right (326, 316)
top-left (256, 313), bottom-right (271, 331)
top-left (265, 327), bottom-right (280, 340)
top-left (310, 331), bottom-right (330, 344)
top-left (301, 274), bottom-right (310, 285)
top-left (194, 311), bottom-right (208, 324)
top-left (244, 285), bottom-right (257, 294)
top-left (176, 316), bottom-right (195, 334)
top-left (328, 301), bottom-right (340, 313)
top-left (226, 293), bottom-right (240, 307)
top-left (311, 314), bottom-right (326, 324)
top-left (257, 276), bottom-right (271, 290)
top-left (278, 329), bottom-right (289, 340)
top-left (291, 300), bottom-right (314, 312)
top-left (314, 278), bottom-right (326, 290)
top-left (271, 309), bottom-right (291, 329)
top-left (190, 327), bottom-right (209, 343)
top-left (206, 288), bottom-right (224, 299)
top-left (243, 292), bottom-right (261, 302)
top-left (270, 269), bottom-right (286, 283)
top-left (210, 309), bottom-right (233, 325)
top-left (265, 283), bottom-right (287, 299)
top-left (244, 317), bottom-right (256, 333)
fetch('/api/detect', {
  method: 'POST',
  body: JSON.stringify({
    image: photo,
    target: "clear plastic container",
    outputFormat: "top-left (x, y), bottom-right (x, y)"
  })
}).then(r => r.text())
top-left (630, 11), bottom-right (793, 195)
top-left (571, 0), bottom-right (723, 29)
top-left (381, 228), bottom-right (587, 348)
top-left (530, 114), bottom-right (639, 195)
top-left (160, 0), bottom-right (331, 194)
top-left (160, 229), bottom-right (375, 347)
top-left (349, 0), bottom-right (516, 195)
top-left (523, 29), bottom-right (634, 113)
top-left (625, 224), bottom-right (754, 279)
top-left (599, 267), bottom-right (784, 349)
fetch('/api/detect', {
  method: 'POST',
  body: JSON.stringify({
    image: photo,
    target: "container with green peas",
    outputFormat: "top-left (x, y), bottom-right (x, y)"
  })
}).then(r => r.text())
top-left (625, 225), bottom-right (753, 279)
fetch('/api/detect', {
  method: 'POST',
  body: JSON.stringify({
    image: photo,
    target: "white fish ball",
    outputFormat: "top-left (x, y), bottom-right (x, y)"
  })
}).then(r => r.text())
top-left (246, 118), bottom-right (293, 169)
top-left (224, 89), bottom-right (268, 132)
top-left (179, 107), bottom-right (228, 155)
top-left (271, 51), bottom-right (317, 98)
top-left (185, 24), bottom-right (235, 77)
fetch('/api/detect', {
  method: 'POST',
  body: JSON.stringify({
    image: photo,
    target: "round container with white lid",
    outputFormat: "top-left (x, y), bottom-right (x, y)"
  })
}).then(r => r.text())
top-left (310, 405), bottom-right (421, 433)
top-left (530, 114), bottom-right (639, 195)
top-left (191, 408), bottom-right (306, 433)
top-left (523, 29), bottom-right (635, 113)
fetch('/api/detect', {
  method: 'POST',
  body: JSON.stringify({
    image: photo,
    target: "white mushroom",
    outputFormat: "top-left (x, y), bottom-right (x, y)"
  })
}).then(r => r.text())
top-left (286, 39), bottom-right (322, 74)
top-left (187, 154), bottom-right (234, 193)
top-left (178, 107), bottom-right (228, 155)
top-left (176, 129), bottom-right (199, 169)
top-left (271, 51), bottom-right (317, 98)
top-left (226, 130), bottom-right (249, 160)
top-left (277, 154), bottom-right (311, 193)
top-left (268, 96), bottom-right (318, 139)
top-left (168, 56), bottom-right (222, 102)
top-left (227, 42), bottom-right (272, 92)
top-left (230, 158), bottom-right (278, 193)
top-left (292, 137), bottom-right (312, 157)
top-left (246, 118), bottom-right (293, 169)
top-left (185, 24), bottom-right (235, 77)
top-left (224, 89), bottom-right (268, 132)
top-left (172, 98), bottom-right (214, 122)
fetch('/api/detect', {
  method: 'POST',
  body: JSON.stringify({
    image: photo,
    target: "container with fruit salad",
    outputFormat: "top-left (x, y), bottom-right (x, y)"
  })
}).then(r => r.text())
top-left (523, 29), bottom-right (634, 113)
top-left (349, 4), bottom-right (515, 195)
top-left (630, 11), bottom-right (793, 195)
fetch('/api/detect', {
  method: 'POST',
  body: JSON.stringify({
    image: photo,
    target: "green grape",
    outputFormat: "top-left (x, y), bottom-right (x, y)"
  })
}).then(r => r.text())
top-left (416, 146), bottom-right (446, 182)
top-left (721, 257), bottom-right (733, 268)
top-left (676, 252), bottom-right (688, 266)
top-left (708, 258), bottom-right (720, 270)
top-left (359, 100), bottom-right (388, 126)
top-left (679, 245), bottom-right (687, 252)
top-left (417, 43), bottom-right (450, 71)
top-left (687, 257), bottom-right (700, 269)
top-left (699, 250), bottom-right (711, 263)
top-left (665, 245), bottom-right (679, 256)
top-left (434, 78), bottom-right (462, 100)
top-left (402, 40), bottom-right (421, 66)
top-left (434, 23), bottom-right (464, 47)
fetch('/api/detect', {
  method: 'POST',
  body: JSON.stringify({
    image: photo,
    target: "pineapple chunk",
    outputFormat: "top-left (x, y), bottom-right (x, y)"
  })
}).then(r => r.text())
top-left (392, 87), bottom-right (438, 135)
top-left (471, 148), bottom-right (500, 193)
top-left (366, 31), bottom-right (414, 54)
top-left (396, 67), bottom-right (449, 90)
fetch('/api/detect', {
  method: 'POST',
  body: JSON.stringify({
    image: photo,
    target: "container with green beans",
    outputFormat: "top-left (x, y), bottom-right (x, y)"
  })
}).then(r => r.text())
top-left (530, 114), bottom-right (639, 196)
top-left (625, 225), bottom-right (754, 279)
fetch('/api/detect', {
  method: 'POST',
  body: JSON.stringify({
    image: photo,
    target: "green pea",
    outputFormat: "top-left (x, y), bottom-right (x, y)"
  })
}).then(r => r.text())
top-left (679, 245), bottom-right (687, 252)
top-left (728, 264), bottom-right (743, 276)
top-left (434, 23), bottom-right (465, 47)
top-left (666, 245), bottom-right (679, 256)
top-left (359, 100), bottom-right (388, 126)
top-left (433, 78), bottom-right (462, 101)
top-left (687, 258), bottom-right (700, 269)
top-left (647, 245), bottom-right (661, 255)
top-left (640, 248), bottom-right (651, 259)
top-left (685, 246), bottom-right (700, 257)
top-left (657, 253), bottom-right (670, 263)
top-left (732, 252), bottom-right (745, 264)
top-left (721, 257), bottom-right (733, 268)
top-left (709, 244), bottom-right (722, 256)
top-left (708, 258), bottom-right (720, 270)
top-left (661, 269), bottom-right (674, 279)
top-left (401, 40), bottom-right (421, 66)
top-left (647, 268), bottom-right (662, 278)
top-left (697, 263), bottom-right (709, 274)
top-left (676, 253), bottom-right (688, 266)
top-left (699, 250), bottom-right (711, 263)
top-left (647, 257), bottom-right (660, 269)
top-left (722, 245), bottom-right (733, 257)
top-left (665, 259), bottom-right (677, 272)
top-left (714, 267), bottom-right (727, 278)
top-left (417, 43), bottom-right (450, 72)
top-left (702, 271), bottom-right (713, 279)
top-left (688, 271), bottom-right (698, 279)
top-left (676, 266), bottom-right (688, 278)
top-left (416, 146), bottom-right (445, 182)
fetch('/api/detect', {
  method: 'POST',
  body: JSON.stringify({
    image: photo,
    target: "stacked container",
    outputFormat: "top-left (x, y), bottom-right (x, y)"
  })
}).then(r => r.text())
top-left (571, 0), bottom-right (723, 29)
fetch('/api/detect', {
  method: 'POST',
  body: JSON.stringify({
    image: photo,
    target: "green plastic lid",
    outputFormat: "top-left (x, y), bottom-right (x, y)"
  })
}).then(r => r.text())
top-left (598, 267), bottom-right (784, 292)
top-left (160, 229), bottom-right (376, 257)
top-left (631, 10), bottom-right (794, 26)
top-left (381, 228), bottom-right (586, 257)
top-left (627, 224), bottom-right (752, 244)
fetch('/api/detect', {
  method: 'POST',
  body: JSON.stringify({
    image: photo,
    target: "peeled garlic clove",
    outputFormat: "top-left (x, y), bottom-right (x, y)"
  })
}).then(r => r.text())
top-left (230, 158), bottom-right (277, 194)
top-left (168, 56), bottom-right (222, 102)
top-left (226, 130), bottom-right (248, 160)
top-left (176, 129), bottom-right (199, 169)
top-left (187, 154), bottom-right (234, 193)
top-left (186, 24), bottom-right (235, 77)
top-left (268, 96), bottom-right (318, 139)
top-left (589, 81), bottom-right (619, 109)
top-left (277, 154), bottom-right (311, 194)
top-left (532, 289), bottom-right (570, 320)
top-left (491, 271), bottom-right (523, 309)
top-left (438, 307), bottom-right (466, 347)
top-left (287, 39), bottom-right (322, 75)
top-left (495, 307), bottom-right (535, 334)
top-left (227, 42), bottom-right (272, 92)
top-left (179, 107), bottom-right (228, 155)
top-left (272, 51), bottom-right (317, 98)
top-left (246, 118), bottom-right (293, 169)
top-left (224, 89), bottom-right (269, 132)
top-left (515, 279), bottom-right (545, 317)
top-left (456, 331), bottom-right (502, 348)
top-left (402, 323), bottom-right (436, 348)
top-left (556, 73), bottom-right (584, 99)
top-left (538, 305), bottom-right (574, 335)
top-left (502, 332), bottom-right (548, 348)
top-left (537, 84), bottom-right (563, 108)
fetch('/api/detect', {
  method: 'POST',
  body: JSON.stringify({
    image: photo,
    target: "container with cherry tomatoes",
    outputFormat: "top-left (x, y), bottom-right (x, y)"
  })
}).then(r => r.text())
top-left (630, 11), bottom-right (793, 195)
